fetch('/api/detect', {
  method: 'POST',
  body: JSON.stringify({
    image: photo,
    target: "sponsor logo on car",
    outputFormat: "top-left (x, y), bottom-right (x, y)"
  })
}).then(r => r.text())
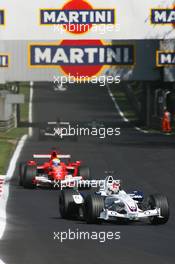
top-left (0, 54), bottom-right (9, 68)
top-left (40, 0), bottom-right (115, 34)
top-left (28, 40), bottom-right (135, 78)
top-left (156, 51), bottom-right (175, 67)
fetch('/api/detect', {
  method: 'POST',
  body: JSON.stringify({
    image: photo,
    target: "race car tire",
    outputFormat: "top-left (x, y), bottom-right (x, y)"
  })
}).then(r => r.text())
top-left (38, 130), bottom-right (45, 141)
top-left (59, 189), bottom-right (79, 219)
top-left (23, 165), bottom-right (36, 189)
top-left (19, 162), bottom-right (26, 186)
top-left (84, 194), bottom-right (104, 224)
top-left (70, 135), bottom-right (78, 142)
top-left (78, 166), bottom-right (91, 180)
top-left (147, 194), bottom-right (169, 225)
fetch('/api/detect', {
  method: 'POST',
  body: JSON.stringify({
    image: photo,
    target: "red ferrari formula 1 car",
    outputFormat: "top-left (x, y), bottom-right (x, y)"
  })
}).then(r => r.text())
top-left (19, 151), bottom-right (90, 189)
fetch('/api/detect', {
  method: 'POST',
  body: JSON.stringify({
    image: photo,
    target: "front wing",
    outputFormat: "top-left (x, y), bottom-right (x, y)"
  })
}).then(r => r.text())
top-left (34, 176), bottom-right (83, 188)
top-left (99, 208), bottom-right (161, 221)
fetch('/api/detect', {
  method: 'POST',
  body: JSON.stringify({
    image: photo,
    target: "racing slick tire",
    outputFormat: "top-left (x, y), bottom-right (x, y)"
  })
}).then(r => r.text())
top-left (59, 189), bottom-right (79, 219)
top-left (84, 194), bottom-right (104, 224)
top-left (23, 165), bottom-right (36, 189)
top-left (147, 194), bottom-right (169, 225)
top-left (78, 166), bottom-right (91, 180)
top-left (38, 129), bottom-right (46, 141)
top-left (19, 162), bottom-right (26, 186)
top-left (70, 135), bottom-right (78, 142)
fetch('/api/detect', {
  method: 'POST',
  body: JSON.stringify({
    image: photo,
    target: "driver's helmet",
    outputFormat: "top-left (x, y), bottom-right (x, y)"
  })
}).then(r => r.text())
top-left (52, 158), bottom-right (60, 167)
top-left (106, 176), bottom-right (120, 194)
top-left (51, 151), bottom-right (58, 159)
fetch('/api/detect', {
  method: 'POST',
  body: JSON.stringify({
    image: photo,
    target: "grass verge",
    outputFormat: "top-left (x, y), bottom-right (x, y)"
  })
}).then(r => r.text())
top-left (20, 82), bottom-right (30, 122)
top-left (0, 82), bottom-right (29, 174)
top-left (0, 140), bottom-right (15, 174)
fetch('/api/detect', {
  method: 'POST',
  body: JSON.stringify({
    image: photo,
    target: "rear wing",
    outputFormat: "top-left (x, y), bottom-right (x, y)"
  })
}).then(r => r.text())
top-left (47, 122), bottom-right (70, 125)
top-left (33, 154), bottom-right (71, 159)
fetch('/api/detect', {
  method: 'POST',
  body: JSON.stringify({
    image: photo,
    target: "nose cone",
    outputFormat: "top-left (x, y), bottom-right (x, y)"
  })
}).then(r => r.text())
top-left (53, 167), bottom-right (64, 180)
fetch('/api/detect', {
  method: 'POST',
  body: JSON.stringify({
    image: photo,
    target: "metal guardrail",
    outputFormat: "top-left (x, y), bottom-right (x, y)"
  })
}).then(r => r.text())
top-left (0, 116), bottom-right (15, 132)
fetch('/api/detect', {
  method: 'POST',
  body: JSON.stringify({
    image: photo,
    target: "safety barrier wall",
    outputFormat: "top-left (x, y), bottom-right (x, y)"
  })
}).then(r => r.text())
top-left (0, 115), bottom-right (14, 132)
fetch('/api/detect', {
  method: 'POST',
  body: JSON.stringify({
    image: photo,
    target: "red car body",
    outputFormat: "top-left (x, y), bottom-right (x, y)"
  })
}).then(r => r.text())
top-left (19, 151), bottom-right (89, 188)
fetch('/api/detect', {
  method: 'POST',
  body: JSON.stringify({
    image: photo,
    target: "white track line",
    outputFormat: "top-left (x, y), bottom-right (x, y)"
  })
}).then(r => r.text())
top-left (0, 82), bottom-right (33, 262)
top-left (106, 83), bottom-right (150, 134)
top-left (0, 135), bottom-right (28, 240)
top-left (29, 82), bottom-right (34, 137)
top-left (135, 126), bottom-right (149, 134)
top-left (0, 81), bottom-right (33, 241)
top-left (106, 83), bottom-right (129, 123)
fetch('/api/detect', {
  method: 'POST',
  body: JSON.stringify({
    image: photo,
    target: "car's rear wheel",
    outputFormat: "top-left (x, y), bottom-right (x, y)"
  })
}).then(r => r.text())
top-left (84, 194), bottom-right (104, 224)
top-left (147, 194), bottom-right (169, 225)
top-left (19, 162), bottom-right (26, 186)
top-left (38, 128), bottom-right (45, 141)
top-left (78, 166), bottom-right (91, 180)
top-left (70, 135), bottom-right (78, 142)
top-left (59, 189), bottom-right (79, 219)
top-left (23, 165), bottom-right (36, 189)
top-left (78, 165), bottom-right (91, 189)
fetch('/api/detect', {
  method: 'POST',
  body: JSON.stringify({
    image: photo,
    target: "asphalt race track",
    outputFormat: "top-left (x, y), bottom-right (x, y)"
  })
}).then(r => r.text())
top-left (0, 82), bottom-right (175, 264)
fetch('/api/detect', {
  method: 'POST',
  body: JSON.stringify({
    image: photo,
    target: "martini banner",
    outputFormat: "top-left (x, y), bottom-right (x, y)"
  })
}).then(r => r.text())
top-left (0, 0), bottom-right (175, 40)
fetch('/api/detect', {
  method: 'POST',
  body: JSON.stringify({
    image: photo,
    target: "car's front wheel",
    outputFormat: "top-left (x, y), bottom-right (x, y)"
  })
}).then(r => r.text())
top-left (59, 189), bottom-right (79, 219)
top-left (147, 194), bottom-right (169, 225)
top-left (84, 194), bottom-right (104, 224)
top-left (23, 165), bottom-right (36, 189)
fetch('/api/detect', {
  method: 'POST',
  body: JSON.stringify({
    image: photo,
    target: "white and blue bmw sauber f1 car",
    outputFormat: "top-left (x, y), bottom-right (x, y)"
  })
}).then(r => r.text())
top-left (59, 176), bottom-right (169, 225)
